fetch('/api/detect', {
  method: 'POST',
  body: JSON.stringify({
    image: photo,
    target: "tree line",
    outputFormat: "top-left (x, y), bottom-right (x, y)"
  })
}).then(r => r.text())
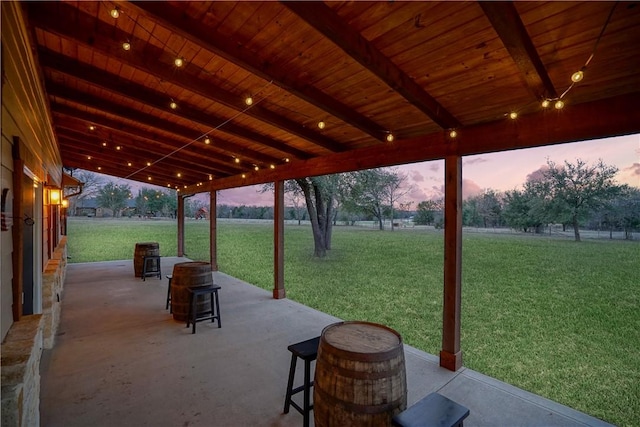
top-left (65, 158), bottom-right (639, 258)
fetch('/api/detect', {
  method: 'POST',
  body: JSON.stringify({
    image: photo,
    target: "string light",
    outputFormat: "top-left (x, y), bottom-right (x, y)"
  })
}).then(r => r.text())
top-left (146, 162), bottom-right (151, 166)
top-left (571, 70), bottom-right (584, 83)
top-left (89, 125), bottom-right (95, 131)
top-left (509, 112), bottom-right (518, 120)
top-left (449, 130), bottom-right (457, 138)
top-left (176, 172), bottom-right (182, 178)
top-left (102, 141), bottom-right (107, 147)
top-left (270, 164), bottom-right (275, 169)
top-left (234, 158), bottom-right (240, 164)
top-left (169, 100), bottom-right (178, 110)
top-left (386, 133), bottom-right (394, 142)
top-left (87, 156), bottom-right (92, 160)
top-left (116, 146), bottom-right (121, 150)
top-left (122, 41), bottom-right (131, 51)
top-left (317, 120), bottom-right (326, 130)
top-left (174, 58), bottom-right (184, 68)
top-left (245, 96), bottom-right (253, 106)
top-left (204, 137), bottom-right (211, 145)
top-left (541, 99), bottom-right (550, 108)
top-left (555, 100), bottom-right (565, 110)
top-left (97, 166), bottom-right (102, 170)
top-left (284, 158), bottom-right (290, 163)
top-left (110, 7), bottom-right (120, 19)
top-left (241, 174), bottom-right (246, 179)
top-left (127, 162), bottom-right (132, 167)
top-left (147, 176), bottom-right (152, 181)
top-left (208, 174), bottom-right (213, 181)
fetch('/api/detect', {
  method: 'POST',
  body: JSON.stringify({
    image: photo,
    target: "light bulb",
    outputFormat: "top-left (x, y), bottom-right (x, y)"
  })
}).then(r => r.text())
top-left (148, 176), bottom-right (152, 181)
top-left (571, 70), bottom-right (584, 83)
top-left (169, 101), bottom-right (177, 110)
top-left (122, 42), bottom-right (131, 51)
top-left (234, 158), bottom-right (240, 164)
top-left (87, 156), bottom-right (92, 160)
top-left (116, 146), bottom-right (121, 150)
top-left (110, 8), bottom-right (120, 18)
top-left (541, 99), bottom-right (550, 108)
top-left (449, 130), bottom-right (457, 138)
top-left (270, 164), bottom-right (275, 169)
top-left (127, 162), bottom-right (132, 166)
top-left (89, 125), bottom-right (95, 131)
top-left (146, 162), bottom-right (151, 166)
top-left (102, 142), bottom-right (107, 147)
top-left (204, 137), bottom-right (211, 145)
top-left (254, 165), bottom-right (259, 171)
top-left (317, 121), bottom-right (326, 129)
top-left (97, 166), bottom-right (102, 170)
top-left (174, 58), bottom-right (184, 67)
top-left (555, 100), bottom-right (565, 109)
top-left (208, 175), bottom-right (213, 181)
top-left (177, 172), bottom-right (181, 177)
top-left (241, 174), bottom-right (246, 179)
top-left (245, 96), bottom-right (253, 106)
top-left (386, 133), bottom-right (394, 142)
top-left (284, 158), bottom-right (290, 163)
top-left (509, 112), bottom-right (518, 120)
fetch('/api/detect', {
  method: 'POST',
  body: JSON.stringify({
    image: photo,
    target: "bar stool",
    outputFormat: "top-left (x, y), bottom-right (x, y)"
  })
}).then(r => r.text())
top-left (142, 255), bottom-right (161, 281)
top-left (186, 285), bottom-right (221, 334)
top-left (283, 336), bottom-right (320, 427)
top-left (165, 275), bottom-right (172, 312)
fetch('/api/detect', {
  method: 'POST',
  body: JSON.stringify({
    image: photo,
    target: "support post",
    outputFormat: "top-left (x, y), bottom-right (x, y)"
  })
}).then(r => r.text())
top-left (273, 180), bottom-right (285, 299)
top-left (209, 191), bottom-right (218, 271)
top-left (177, 194), bottom-right (185, 257)
top-left (440, 154), bottom-right (463, 371)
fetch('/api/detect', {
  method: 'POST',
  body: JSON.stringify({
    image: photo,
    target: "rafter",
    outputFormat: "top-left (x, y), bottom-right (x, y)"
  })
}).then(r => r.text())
top-left (27, 2), bottom-right (346, 154)
top-left (39, 49), bottom-right (314, 161)
top-left (479, 1), bottom-right (558, 100)
top-left (51, 105), bottom-right (258, 174)
top-left (283, 1), bottom-right (460, 130)
top-left (128, 1), bottom-right (388, 142)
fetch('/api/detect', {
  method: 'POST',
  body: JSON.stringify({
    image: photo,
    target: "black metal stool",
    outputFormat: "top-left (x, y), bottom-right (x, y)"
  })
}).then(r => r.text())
top-left (283, 336), bottom-right (320, 427)
top-left (165, 275), bottom-right (172, 312)
top-left (186, 285), bottom-right (221, 334)
top-left (142, 255), bottom-right (161, 281)
top-left (392, 392), bottom-right (470, 427)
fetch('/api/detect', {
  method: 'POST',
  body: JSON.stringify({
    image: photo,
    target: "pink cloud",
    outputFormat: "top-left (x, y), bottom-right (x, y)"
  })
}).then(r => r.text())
top-left (462, 179), bottom-right (483, 199)
top-left (464, 157), bottom-right (489, 166)
top-left (410, 170), bottom-right (425, 182)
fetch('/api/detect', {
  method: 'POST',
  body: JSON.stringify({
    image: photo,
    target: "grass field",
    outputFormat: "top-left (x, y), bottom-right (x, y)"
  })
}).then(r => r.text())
top-left (66, 217), bottom-right (640, 426)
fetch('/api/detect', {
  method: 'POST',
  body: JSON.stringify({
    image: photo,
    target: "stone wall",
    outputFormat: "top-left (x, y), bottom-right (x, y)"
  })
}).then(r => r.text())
top-left (1, 237), bottom-right (68, 427)
top-left (1, 314), bottom-right (43, 427)
top-left (42, 236), bottom-right (67, 349)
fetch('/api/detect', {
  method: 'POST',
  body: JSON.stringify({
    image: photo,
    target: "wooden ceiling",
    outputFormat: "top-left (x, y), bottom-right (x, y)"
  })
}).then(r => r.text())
top-left (24, 1), bottom-right (640, 194)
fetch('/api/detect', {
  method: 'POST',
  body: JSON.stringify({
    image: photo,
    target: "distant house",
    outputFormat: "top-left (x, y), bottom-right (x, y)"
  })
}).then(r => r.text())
top-left (73, 198), bottom-right (137, 218)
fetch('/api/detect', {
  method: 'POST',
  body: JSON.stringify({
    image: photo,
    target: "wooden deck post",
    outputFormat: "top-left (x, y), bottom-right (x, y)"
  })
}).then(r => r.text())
top-left (273, 180), bottom-right (285, 299)
top-left (440, 154), bottom-right (463, 371)
top-left (177, 194), bottom-right (185, 257)
top-left (11, 137), bottom-right (24, 321)
top-left (209, 191), bottom-right (218, 271)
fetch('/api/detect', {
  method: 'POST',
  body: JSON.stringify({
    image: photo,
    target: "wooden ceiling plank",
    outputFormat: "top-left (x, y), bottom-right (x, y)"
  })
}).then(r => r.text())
top-left (283, 1), bottom-right (460, 130)
top-left (479, 1), bottom-right (558, 101)
top-left (39, 48), bottom-right (314, 160)
top-left (52, 100), bottom-right (278, 171)
top-left (27, 2), bottom-right (346, 154)
top-left (128, 1), bottom-right (386, 142)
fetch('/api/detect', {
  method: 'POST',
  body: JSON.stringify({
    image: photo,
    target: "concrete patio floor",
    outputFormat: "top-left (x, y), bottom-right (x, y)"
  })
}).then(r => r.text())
top-left (40, 258), bottom-right (613, 427)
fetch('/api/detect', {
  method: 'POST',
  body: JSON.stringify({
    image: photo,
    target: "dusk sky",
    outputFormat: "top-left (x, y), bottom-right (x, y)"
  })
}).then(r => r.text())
top-left (217, 133), bottom-right (640, 206)
top-left (100, 133), bottom-right (639, 207)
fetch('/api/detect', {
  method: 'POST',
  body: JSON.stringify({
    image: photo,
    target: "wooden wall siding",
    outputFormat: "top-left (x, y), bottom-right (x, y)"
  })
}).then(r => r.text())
top-left (18, 1), bottom-right (640, 191)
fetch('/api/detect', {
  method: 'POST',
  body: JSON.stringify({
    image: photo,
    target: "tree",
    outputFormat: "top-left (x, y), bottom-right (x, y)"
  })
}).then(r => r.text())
top-left (542, 159), bottom-right (622, 241)
top-left (414, 200), bottom-right (441, 225)
top-left (295, 176), bottom-right (339, 257)
top-left (64, 169), bottom-right (104, 216)
top-left (135, 188), bottom-right (177, 217)
top-left (96, 182), bottom-right (131, 217)
top-left (600, 186), bottom-right (640, 240)
top-left (342, 168), bottom-right (411, 230)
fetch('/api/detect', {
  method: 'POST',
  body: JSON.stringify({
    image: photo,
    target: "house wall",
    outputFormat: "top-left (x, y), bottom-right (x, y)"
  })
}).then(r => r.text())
top-left (1, 3), bottom-right (65, 426)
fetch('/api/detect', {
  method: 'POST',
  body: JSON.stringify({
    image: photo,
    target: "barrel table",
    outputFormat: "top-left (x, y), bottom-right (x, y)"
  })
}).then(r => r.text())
top-left (314, 321), bottom-right (407, 427)
top-left (170, 262), bottom-right (213, 322)
top-left (133, 242), bottom-right (159, 278)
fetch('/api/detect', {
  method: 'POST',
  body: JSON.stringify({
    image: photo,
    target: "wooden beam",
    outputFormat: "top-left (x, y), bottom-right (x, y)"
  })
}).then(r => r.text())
top-left (284, 1), bottom-right (460, 129)
top-left (27, 2), bottom-right (346, 153)
top-left (187, 92), bottom-right (640, 194)
top-left (273, 180), bottom-right (286, 299)
top-left (480, 1), bottom-right (558, 100)
top-left (39, 49), bottom-right (314, 161)
top-left (129, 1), bottom-right (388, 142)
top-left (440, 154), bottom-right (463, 371)
top-left (177, 195), bottom-right (185, 257)
top-left (210, 191), bottom-right (218, 271)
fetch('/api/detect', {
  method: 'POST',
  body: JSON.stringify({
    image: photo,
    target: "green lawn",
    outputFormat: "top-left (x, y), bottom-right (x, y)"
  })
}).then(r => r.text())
top-left (66, 217), bottom-right (640, 426)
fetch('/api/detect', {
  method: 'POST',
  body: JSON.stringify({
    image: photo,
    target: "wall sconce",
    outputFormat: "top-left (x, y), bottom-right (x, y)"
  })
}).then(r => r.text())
top-left (47, 187), bottom-right (62, 205)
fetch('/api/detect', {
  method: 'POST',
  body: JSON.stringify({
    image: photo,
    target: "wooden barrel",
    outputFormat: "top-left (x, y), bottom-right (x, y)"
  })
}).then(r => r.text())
top-left (171, 262), bottom-right (213, 322)
top-left (133, 242), bottom-right (159, 277)
top-left (314, 321), bottom-right (407, 427)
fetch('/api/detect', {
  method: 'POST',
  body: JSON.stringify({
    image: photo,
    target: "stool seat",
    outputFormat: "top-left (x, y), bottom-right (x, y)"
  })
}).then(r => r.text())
top-left (392, 392), bottom-right (470, 427)
top-left (186, 285), bottom-right (221, 334)
top-left (283, 336), bottom-right (320, 427)
top-left (142, 255), bottom-right (161, 281)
